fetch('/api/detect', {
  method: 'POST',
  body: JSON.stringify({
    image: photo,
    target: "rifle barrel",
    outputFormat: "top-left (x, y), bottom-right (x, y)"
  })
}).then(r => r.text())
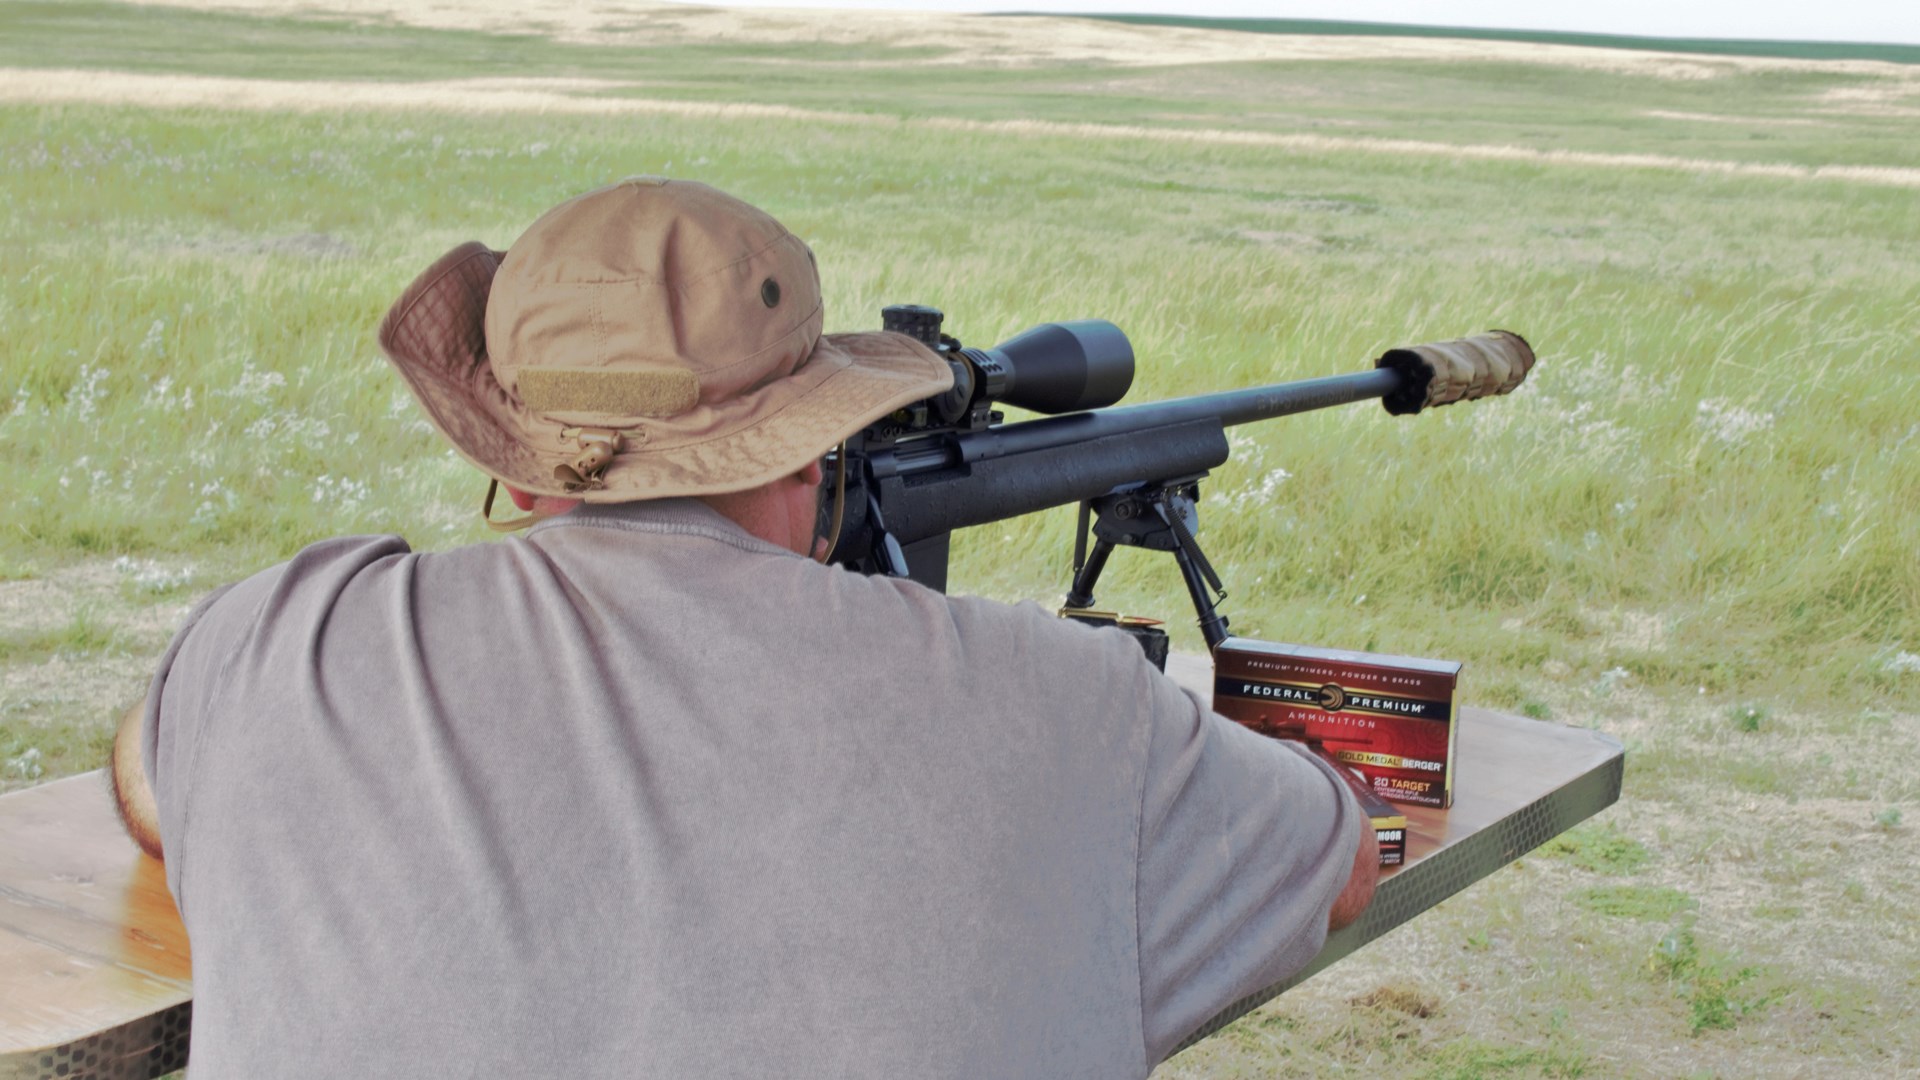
top-left (882, 367), bottom-right (1403, 478)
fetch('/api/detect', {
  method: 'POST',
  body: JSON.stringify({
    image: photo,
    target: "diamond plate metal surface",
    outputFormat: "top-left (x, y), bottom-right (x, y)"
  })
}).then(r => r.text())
top-left (1, 1003), bottom-right (189, 1080)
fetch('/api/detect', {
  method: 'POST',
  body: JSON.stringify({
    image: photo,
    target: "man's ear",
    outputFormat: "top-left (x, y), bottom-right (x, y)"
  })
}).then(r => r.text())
top-left (110, 700), bottom-right (164, 861)
top-left (507, 485), bottom-right (537, 512)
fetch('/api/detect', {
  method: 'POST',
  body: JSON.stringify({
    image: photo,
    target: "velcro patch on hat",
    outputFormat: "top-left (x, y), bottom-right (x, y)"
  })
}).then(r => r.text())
top-left (518, 367), bottom-right (700, 417)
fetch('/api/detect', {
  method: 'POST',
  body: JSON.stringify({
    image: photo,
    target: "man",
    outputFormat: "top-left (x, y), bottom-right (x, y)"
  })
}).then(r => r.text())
top-left (111, 177), bottom-right (1375, 1078)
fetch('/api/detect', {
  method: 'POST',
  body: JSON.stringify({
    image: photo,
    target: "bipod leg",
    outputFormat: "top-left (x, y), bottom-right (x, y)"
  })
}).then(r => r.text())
top-left (1170, 543), bottom-right (1231, 650)
top-left (1065, 537), bottom-right (1115, 610)
top-left (1152, 495), bottom-right (1230, 650)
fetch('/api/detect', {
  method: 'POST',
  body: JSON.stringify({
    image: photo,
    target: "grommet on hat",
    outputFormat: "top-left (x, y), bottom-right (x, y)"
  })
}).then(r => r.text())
top-left (376, 180), bottom-right (953, 504)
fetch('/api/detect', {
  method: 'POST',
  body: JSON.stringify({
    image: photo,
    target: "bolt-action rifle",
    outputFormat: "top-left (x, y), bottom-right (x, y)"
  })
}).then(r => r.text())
top-left (822, 305), bottom-right (1534, 650)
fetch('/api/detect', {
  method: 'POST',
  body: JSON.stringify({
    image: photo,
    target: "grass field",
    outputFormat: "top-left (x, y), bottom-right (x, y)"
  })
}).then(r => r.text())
top-left (1, 2), bottom-right (1916, 1075)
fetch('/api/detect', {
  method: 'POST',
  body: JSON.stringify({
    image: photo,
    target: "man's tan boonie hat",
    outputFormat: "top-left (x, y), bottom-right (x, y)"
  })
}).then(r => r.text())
top-left (378, 178), bottom-right (952, 502)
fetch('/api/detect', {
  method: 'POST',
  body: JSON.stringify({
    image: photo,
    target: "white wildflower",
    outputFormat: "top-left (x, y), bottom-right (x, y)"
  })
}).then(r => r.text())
top-left (114, 556), bottom-right (196, 594)
top-left (219, 363), bottom-right (287, 403)
top-left (285, 415), bottom-right (332, 449)
top-left (1886, 652), bottom-right (1920, 675)
top-left (1597, 666), bottom-right (1632, 694)
top-left (4, 747), bottom-right (43, 781)
top-left (68, 363), bottom-right (110, 422)
top-left (142, 374), bottom-right (175, 409)
top-left (140, 319), bottom-right (166, 356)
top-left (312, 474), bottom-right (370, 512)
top-left (1696, 398), bottom-right (1775, 447)
top-left (1231, 467), bottom-right (1293, 508)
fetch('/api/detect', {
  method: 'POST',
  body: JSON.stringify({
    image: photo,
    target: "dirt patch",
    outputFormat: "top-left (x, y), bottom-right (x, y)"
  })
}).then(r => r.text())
top-left (1585, 606), bottom-right (1671, 653)
top-left (0, 560), bottom-right (195, 642)
top-left (0, 559), bottom-right (201, 790)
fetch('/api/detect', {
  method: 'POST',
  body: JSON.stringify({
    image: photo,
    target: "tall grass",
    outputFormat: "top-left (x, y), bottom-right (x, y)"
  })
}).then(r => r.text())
top-left (2, 100), bottom-right (1914, 709)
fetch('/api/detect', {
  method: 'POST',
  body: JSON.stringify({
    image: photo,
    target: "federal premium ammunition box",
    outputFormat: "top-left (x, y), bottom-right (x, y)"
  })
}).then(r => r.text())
top-left (1212, 637), bottom-right (1461, 809)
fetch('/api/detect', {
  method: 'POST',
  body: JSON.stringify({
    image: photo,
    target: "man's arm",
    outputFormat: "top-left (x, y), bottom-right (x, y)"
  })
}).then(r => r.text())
top-left (1134, 657), bottom-right (1383, 1062)
top-left (110, 699), bottom-right (164, 861)
top-left (1328, 810), bottom-right (1378, 931)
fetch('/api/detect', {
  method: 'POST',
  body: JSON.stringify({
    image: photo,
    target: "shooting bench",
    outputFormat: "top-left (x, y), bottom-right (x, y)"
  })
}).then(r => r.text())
top-left (0, 655), bottom-right (1621, 1079)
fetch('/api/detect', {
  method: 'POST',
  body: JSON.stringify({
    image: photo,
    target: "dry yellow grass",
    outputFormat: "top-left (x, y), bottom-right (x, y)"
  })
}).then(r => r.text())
top-left (8, 67), bottom-right (1920, 189)
top-left (119, 0), bottom-right (1920, 78)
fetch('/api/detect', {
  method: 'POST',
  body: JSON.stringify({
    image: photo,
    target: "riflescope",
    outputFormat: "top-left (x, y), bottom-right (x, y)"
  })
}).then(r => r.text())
top-left (881, 305), bottom-right (1134, 424)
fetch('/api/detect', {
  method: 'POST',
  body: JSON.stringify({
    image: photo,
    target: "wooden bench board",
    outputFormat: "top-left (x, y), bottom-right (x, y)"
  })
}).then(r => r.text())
top-left (0, 774), bottom-right (191, 1079)
top-left (0, 654), bottom-right (1621, 1077)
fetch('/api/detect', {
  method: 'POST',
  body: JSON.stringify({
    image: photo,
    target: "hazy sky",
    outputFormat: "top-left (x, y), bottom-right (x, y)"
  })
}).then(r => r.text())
top-left (678, 1), bottom-right (1920, 46)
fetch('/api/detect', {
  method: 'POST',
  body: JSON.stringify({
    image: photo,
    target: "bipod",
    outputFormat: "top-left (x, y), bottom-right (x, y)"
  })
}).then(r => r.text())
top-left (1063, 475), bottom-right (1232, 650)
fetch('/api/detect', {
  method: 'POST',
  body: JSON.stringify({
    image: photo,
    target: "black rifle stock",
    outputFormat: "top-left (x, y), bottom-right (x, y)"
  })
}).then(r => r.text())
top-left (826, 306), bottom-right (1531, 648)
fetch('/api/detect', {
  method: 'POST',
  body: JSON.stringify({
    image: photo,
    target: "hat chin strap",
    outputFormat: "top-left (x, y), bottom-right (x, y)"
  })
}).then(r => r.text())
top-left (480, 478), bottom-right (563, 533)
top-left (813, 442), bottom-right (848, 564)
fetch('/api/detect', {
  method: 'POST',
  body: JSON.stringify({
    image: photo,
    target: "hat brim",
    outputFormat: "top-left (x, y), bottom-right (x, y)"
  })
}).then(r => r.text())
top-left (378, 242), bottom-right (953, 501)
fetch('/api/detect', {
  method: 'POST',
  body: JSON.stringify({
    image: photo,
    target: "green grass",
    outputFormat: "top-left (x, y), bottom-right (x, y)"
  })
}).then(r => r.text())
top-left (0, 607), bottom-right (125, 662)
top-left (1538, 823), bottom-right (1653, 875)
top-left (1419, 1037), bottom-right (1590, 1079)
top-left (1729, 702), bottom-right (1771, 732)
top-left (1647, 924), bottom-right (1778, 1033)
top-left (7, 3), bottom-right (1920, 168)
top-left (3, 95), bottom-right (1913, 709)
top-left (1570, 884), bottom-right (1698, 920)
top-left (1, 718), bottom-right (113, 788)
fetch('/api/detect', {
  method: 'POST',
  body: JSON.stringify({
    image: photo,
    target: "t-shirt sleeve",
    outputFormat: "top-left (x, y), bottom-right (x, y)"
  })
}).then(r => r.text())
top-left (138, 535), bottom-right (410, 902)
top-left (1134, 667), bottom-right (1365, 1063)
top-left (138, 568), bottom-right (287, 899)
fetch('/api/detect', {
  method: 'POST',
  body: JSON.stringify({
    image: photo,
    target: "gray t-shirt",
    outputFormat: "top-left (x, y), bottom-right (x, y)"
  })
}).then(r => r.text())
top-left (142, 498), bottom-right (1361, 1079)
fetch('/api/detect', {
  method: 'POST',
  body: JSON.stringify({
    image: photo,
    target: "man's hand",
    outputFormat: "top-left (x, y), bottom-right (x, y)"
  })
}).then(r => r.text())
top-left (1328, 812), bottom-right (1378, 931)
top-left (111, 700), bottom-right (164, 861)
